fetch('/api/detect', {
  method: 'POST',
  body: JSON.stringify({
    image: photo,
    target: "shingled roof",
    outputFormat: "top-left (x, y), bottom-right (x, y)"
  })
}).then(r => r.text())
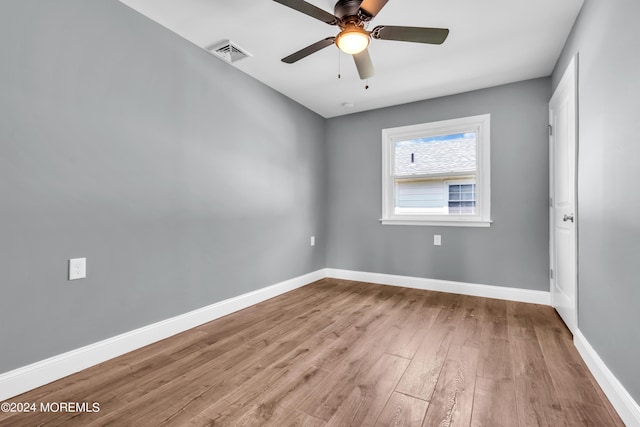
top-left (395, 136), bottom-right (476, 176)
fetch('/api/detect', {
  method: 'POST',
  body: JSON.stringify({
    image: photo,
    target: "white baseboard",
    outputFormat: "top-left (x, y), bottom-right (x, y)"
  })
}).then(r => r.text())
top-left (6, 265), bottom-right (637, 427)
top-left (574, 329), bottom-right (640, 427)
top-left (4, 268), bottom-right (633, 425)
top-left (0, 269), bottom-right (326, 402)
top-left (325, 268), bottom-right (551, 305)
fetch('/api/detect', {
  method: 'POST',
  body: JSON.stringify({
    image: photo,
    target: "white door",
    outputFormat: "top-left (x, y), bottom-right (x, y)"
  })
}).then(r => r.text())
top-left (549, 56), bottom-right (578, 333)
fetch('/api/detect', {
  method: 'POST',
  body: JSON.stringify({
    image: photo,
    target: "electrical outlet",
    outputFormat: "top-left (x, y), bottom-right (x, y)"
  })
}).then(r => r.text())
top-left (69, 258), bottom-right (86, 280)
top-left (310, 236), bottom-right (316, 247)
top-left (434, 235), bottom-right (442, 246)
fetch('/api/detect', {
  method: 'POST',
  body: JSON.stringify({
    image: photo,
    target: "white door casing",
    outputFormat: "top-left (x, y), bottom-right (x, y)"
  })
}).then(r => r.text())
top-left (549, 55), bottom-right (578, 333)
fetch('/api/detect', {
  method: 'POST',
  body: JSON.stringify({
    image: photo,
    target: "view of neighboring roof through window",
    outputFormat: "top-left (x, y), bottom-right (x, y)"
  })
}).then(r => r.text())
top-left (393, 132), bottom-right (477, 215)
top-left (394, 132), bottom-right (477, 177)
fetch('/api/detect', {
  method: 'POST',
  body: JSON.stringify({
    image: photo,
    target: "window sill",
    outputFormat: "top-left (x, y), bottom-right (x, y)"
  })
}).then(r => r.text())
top-left (380, 218), bottom-right (492, 227)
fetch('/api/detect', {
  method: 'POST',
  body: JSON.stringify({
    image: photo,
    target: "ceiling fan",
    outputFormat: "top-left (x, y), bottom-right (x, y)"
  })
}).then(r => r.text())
top-left (273, 0), bottom-right (450, 80)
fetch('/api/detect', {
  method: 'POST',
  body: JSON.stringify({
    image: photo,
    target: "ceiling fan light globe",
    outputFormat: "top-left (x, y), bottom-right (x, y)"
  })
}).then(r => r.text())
top-left (336, 30), bottom-right (370, 54)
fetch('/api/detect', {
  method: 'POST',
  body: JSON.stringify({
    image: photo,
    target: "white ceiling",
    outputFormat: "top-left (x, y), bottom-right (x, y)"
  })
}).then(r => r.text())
top-left (118, 0), bottom-right (583, 118)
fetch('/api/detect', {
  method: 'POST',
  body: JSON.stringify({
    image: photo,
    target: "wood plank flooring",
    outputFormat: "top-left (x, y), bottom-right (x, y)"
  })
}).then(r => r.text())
top-left (0, 279), bottom-right (624, 426)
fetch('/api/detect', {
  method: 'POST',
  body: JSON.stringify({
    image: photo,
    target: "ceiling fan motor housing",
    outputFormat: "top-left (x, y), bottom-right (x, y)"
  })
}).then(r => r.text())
top-left (334, 0), bottom-right (364, 20)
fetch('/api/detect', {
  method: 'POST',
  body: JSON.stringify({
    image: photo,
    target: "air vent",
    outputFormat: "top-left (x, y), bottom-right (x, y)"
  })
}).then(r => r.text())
top-left (206, 40), bottom-right (252, 64)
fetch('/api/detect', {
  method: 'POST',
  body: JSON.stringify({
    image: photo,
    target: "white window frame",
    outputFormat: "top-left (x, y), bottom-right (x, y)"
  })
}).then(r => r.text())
top-left (381, 114), bottom-right (491, 227)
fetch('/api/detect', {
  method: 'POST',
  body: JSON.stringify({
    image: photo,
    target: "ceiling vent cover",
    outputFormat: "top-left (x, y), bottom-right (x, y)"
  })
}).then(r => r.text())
top-left (206, 40), bottom-right (252, 64)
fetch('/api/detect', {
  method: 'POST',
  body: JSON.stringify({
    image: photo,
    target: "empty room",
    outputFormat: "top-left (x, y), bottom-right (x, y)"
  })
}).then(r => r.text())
top-left (1, 0), bottom-right (638, 426)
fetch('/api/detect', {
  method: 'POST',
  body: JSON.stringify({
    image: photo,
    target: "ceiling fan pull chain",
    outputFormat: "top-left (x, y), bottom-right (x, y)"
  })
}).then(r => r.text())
top-left (338, 49), bottom-right (341, 79)
top-left (365, 78), bottom-right (369, 90)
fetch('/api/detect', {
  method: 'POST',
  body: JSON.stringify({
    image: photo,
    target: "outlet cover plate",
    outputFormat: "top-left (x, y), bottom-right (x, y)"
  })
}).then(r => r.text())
top-left (69, 258), bottom-right (86, 280)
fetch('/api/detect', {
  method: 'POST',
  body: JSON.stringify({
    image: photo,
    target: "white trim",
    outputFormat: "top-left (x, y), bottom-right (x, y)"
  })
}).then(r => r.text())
top-left (22, 266), bottom-right (640, 422)
top-left (574, 329), bottom-right (640, 427)
top-left (0, 269), bottom-right (326, 401)
top-left (380, 219), bottom-right (492, 227)
top-left (381, 114), bottom-right (491, 227)
top-left (325, 268), bottom-right (550, 305)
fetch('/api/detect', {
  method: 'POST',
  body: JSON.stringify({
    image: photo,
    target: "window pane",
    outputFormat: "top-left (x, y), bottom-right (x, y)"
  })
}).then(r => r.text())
top-left (448, 200), bottom-right (476, 215)
top-left (394, 132), bottom-right (477, 177)
top-left (395, 179), bottom-right (446, 211)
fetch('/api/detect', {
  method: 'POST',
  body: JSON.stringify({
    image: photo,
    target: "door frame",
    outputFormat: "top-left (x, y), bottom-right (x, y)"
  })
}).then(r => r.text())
top-left (549, 54), bottom-right (579, 333)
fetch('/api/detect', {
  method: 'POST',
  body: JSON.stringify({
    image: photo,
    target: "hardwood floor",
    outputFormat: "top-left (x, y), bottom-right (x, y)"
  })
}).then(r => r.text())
top-left (0, 279), bottom-right (624, 426)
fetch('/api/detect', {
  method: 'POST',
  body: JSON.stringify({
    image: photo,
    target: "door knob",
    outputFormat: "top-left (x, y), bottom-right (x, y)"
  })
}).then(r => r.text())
top-left (563, 214), bottom-right (574, 223)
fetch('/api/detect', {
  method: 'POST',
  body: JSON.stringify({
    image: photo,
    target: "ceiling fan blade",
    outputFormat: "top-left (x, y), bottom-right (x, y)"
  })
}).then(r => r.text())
top-left (359, 0), bottom-right (390, 18)
top-left (353, 48), bottom-right (375, 80)
top-left (282, 37), bottom-right (336, 64)
top-left (272, 0), bottom-right (339, 25)
top-left (371, 25), bottom-right (449, 44)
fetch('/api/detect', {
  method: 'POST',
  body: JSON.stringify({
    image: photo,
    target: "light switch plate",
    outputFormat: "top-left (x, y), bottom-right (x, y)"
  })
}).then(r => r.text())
top-left (69, 258), bottom-right (86, 280)
top-left (310, 236), bottom-right (316, 246)
top-left (434, 235), bottom-right (442, 246)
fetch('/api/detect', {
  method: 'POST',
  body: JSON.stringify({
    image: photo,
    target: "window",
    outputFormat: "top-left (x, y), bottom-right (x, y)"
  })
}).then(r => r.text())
top-left (447, 182), bottom-right (476, 215)
top-left (381, 114), bottom-right (491, 226)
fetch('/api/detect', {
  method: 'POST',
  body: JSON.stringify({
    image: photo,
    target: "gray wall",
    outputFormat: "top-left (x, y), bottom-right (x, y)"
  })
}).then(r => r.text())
top-left (552, 0), bottom-right (640, 403)
top-left (325, 78), bottom-right (551, 290)
top-left (0, 0), bottom-right (326, 373)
